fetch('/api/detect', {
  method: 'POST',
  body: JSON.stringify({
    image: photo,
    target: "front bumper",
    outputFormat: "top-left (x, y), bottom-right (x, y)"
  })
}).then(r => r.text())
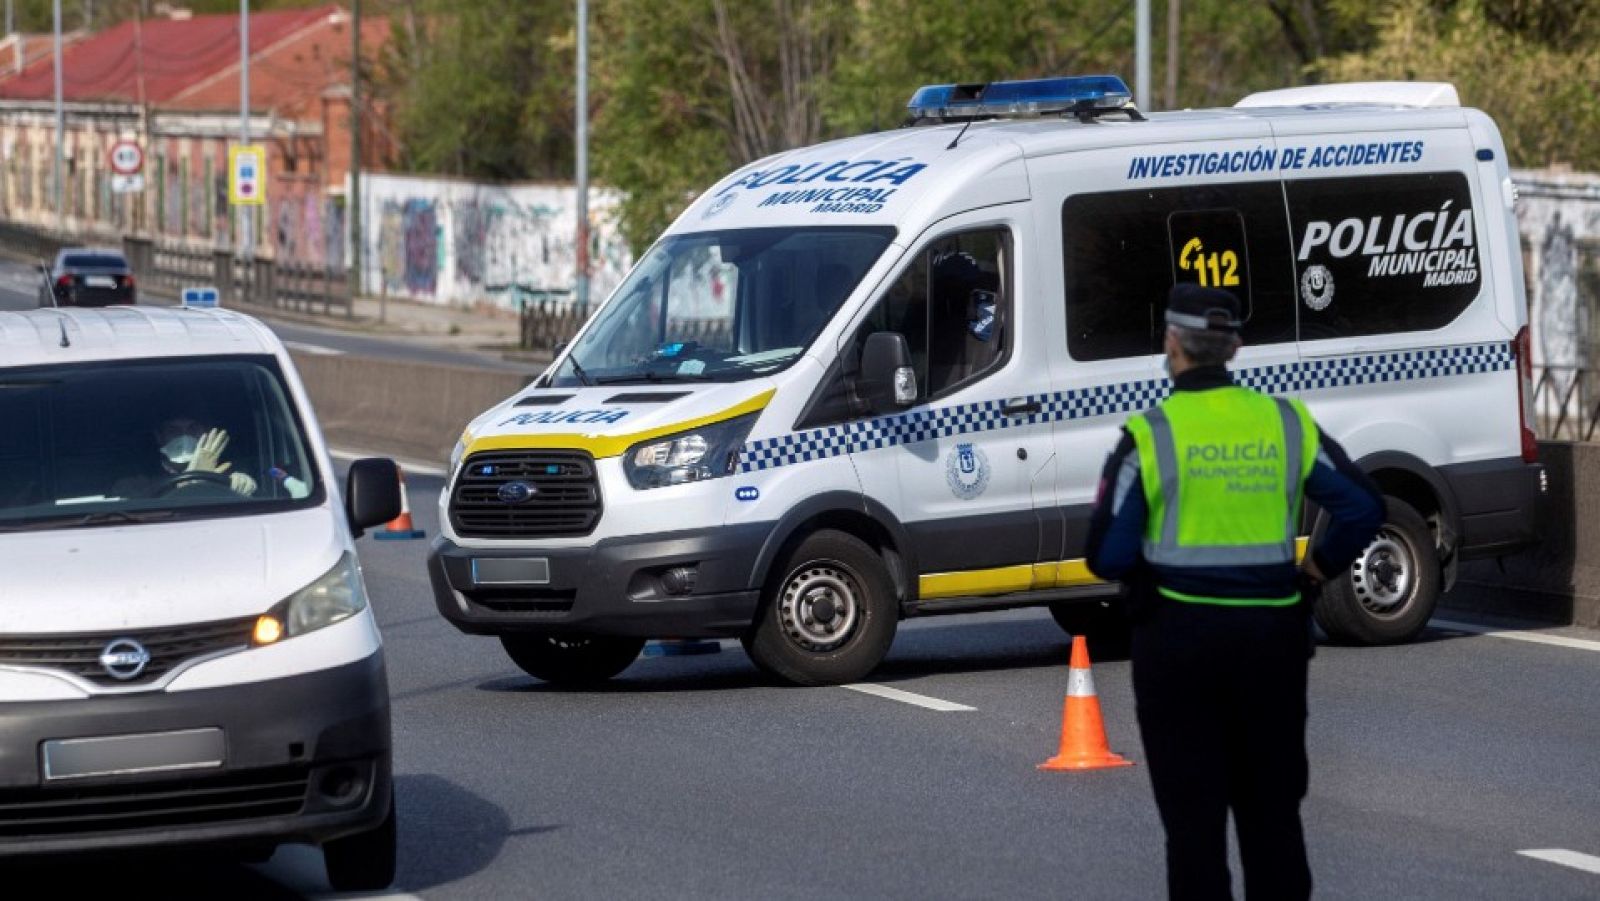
top-left (0, 653), bottom-right (391, 856)
top-left (1442, 457), bottom-right (1547, 560)
top-left (429, 523), bottom-right (771, 639)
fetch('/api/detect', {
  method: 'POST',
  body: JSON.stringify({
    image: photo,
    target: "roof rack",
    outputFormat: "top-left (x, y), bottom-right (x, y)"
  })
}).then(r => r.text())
top-left (905, 75), bottom-right (1145, 125)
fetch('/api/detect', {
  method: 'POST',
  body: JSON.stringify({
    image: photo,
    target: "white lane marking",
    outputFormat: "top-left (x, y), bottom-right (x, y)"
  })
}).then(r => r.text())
top-left (841, 683), bottom-right (975, 712)
top-left (1518, 848), bottom-right (1600, 876)
top-left (285, 340), bottom-right (346, 356)
top-left (329, 449), bottom-right (448, 478)
top-left (1432, 619), bottom-right (1600, 654)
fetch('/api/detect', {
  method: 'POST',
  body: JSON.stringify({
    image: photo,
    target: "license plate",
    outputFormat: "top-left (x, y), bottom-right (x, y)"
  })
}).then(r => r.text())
top-left (471, 557), bottom-right (551, 586)
top-left (85, 275), bottom-right (117, 289)
top-left (42, 728), bottom-right (225, 781)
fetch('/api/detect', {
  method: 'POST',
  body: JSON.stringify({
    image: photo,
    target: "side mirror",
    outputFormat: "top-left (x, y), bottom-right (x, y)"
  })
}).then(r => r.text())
top-left (859, 331), bottom-right (917, 414)
top-left (345, 457), bottom-right (402, 536)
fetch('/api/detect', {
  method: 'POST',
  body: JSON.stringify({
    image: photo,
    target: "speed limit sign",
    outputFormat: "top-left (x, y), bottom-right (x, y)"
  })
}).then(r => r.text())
top-left (108, 140), bottom-right (144, 176)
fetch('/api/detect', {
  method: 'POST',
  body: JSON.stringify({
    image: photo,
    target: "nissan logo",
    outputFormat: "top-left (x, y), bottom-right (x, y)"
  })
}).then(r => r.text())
top-left (99, 638), bottom-right (151, 681)
top-left (497, 481), bottom-right (538, 505)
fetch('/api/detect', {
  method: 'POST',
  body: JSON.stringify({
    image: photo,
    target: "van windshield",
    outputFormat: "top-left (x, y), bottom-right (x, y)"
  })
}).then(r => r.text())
top-left (0, 356), bottom-right (323, 532)
top-left (553, 226), bottom-right (896, 385)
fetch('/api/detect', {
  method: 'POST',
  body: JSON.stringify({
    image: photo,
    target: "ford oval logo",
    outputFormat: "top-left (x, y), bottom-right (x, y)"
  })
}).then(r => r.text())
top-left (99, 638), bottom-right (151, 681)
top-left (498, 481), bottom-right (537, 505)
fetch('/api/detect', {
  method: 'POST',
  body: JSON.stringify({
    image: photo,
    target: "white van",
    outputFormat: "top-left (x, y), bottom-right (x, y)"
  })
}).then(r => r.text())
top-left (0, 307), bottom-right (402, 890)
top-left (429, 77), bottom-right (1546, 686)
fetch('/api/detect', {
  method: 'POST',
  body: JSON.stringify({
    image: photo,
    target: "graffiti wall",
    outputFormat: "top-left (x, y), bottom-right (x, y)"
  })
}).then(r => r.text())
top-left (360, 173), bottom-right (631, 308)
top-left (1515, 169), bottom-right (1600, 371)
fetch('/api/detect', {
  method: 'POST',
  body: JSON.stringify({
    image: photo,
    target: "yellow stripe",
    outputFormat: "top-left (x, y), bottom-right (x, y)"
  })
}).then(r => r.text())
top-left (918, 564), bottom-right (1035, 600)
top-left (463, 390), bottom-right (775, 461)
top-left (918, 540), bottom-right (1311, 601)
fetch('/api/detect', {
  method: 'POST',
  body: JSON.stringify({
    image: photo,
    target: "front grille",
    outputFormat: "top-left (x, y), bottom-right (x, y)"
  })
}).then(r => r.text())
top-left (451, 451), bottom-right (602, 538)
top-left (0, 617), bottom-right (254, 687)
top-left (469, 588), bottom-right (578, 615)
top-left (0, 765), bottom-right (308, 838)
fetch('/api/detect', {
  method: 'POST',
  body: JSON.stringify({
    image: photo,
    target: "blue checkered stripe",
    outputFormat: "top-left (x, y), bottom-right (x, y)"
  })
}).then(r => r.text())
top-left (737, 341), bottom-right (1512, 473)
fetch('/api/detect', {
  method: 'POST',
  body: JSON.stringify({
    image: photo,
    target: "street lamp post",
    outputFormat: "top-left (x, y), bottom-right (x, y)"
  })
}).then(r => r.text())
top-left (574, 0), bottom-right (589, 312)
top-left (239, 0), bottom-right (250, 258)
top-left (53, 0), bottom-right (63, 233)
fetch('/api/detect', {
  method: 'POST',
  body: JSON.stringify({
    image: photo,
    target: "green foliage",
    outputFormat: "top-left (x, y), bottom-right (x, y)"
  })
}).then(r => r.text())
top-left (385, 0), bottom-right (575, 180)
top-left (592, 0), bottom-right (854, 251)
top-left (1319, 0), bottom-right (1600, 169)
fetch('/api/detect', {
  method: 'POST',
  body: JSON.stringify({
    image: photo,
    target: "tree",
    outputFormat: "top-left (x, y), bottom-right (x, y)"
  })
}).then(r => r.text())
top-left (1318, 0), bottom-right (1600, 169)
top-left (383, 0), bottom-right (575, 181)
top-left (592, 0), bottom-right (854, 251)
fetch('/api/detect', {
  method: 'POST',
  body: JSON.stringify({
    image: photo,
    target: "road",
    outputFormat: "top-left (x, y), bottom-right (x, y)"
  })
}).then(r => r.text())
top-left (12, 470), bottom-right (1600, 899)
top-left (6, 260), bottom-right (1600, 898)
top-left (0, 259), bottom-right (540, 375)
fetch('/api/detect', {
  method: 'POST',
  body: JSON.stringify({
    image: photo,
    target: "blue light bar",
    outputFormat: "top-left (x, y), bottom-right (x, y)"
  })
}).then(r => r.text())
top-left (906, 75), bottom-right (1133, 120)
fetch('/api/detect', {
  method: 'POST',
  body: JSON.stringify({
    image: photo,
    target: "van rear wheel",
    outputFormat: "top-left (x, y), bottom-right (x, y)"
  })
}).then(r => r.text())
top-left (1314, 497), bottom-right (1440, 645)
top-left (500, 634), bottom-right (645, 685)
top-left (742, 530), bottom-right (897, 686)
top-left (1047, 597), bottom-right (1131, 658)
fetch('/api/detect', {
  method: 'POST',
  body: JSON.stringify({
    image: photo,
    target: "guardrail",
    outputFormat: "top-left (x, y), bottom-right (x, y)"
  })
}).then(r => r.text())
top-left (1533, 365), bottom-right (1600, 442)
top-left (122, 236), bottom-right (352, 317)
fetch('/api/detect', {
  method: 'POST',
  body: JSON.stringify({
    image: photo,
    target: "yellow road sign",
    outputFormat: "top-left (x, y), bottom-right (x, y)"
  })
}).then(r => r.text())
top-left (228, 144), bottom-right (267, 206)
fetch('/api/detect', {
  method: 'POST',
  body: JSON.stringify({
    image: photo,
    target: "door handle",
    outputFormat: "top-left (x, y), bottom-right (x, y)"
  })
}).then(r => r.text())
top-left (1002, 399), bottom-right (1042, 417)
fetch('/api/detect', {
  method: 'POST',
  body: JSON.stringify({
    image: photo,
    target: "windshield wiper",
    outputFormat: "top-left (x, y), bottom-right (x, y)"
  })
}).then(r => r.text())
top-left (0, 509), bottom-right (180, 532)
top-left (593, 371), bottom-right (713, 385)
top-left (565, 355), bottom-right (595, 387)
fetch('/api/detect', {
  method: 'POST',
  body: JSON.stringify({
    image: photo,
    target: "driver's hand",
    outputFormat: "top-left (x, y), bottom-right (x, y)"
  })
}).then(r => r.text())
top-left (188, 428), bottom-right (233, 474)
top-left (230, 473), bottom-right (257, 497)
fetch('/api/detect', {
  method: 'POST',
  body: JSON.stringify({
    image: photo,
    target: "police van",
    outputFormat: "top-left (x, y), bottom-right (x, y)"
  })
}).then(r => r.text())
top-left (0, 307), bottom-right (402, 890)
top-left (429, 76), bottom-right (1545, 686)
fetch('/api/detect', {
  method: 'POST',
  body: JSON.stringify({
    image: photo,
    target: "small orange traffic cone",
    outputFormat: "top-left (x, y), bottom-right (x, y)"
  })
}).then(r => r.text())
top-left (1038, 635), bottom-right (1133, 771)
top-left (373, 465), bottom-right (426, 541)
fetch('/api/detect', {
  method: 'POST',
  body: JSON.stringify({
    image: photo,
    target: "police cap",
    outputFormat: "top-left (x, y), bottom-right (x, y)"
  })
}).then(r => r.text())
top-left (1165, 283), bottom-right (1242, 333)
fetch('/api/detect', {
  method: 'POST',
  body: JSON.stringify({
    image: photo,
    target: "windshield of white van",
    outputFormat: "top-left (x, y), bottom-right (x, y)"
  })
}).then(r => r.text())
top-left (0, 356), bottom-right (323, 532)
top-left (553, 226), bottom-right (895, 386)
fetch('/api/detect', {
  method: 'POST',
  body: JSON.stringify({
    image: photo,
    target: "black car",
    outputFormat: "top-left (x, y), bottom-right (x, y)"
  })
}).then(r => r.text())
top-left (39, 248), bottom-right (137, 307)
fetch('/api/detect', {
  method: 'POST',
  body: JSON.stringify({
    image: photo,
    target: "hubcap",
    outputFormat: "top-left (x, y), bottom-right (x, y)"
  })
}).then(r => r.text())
top-left (1350, 529), bottom-right (1415, 618)
top-left (779, 562), bottom-right (862, 652)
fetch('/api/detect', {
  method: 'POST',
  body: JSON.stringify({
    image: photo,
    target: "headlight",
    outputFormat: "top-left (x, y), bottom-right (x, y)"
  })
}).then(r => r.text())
top-left (449, 436), bottom-right (468, 474)
top-left (623, 414), bottom-right (757, 490)
top-left (253, 552), bottom-right (369, 645)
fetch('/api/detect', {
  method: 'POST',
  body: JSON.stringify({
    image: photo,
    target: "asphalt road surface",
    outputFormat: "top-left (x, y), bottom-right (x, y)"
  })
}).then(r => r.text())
top-left (9, 470), bottom-right (1600, 899)
top-left (0, 259), bottom-right (539, 375)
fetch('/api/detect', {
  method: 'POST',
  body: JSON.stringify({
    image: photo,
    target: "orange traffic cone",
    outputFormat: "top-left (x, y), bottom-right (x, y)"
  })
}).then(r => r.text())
top-left (373, 465), bottom-right (426, 541)
top-left (1038, 635), bottom-right (1133, 771)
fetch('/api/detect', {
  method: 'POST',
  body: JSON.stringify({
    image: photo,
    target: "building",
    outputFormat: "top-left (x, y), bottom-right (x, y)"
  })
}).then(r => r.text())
top-left (0, 4), bottom-right (390, 266)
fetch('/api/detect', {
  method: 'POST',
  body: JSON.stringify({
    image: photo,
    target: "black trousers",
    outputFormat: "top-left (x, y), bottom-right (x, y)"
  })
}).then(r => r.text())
top-left (1131, 598), bottom-right (1315, 901)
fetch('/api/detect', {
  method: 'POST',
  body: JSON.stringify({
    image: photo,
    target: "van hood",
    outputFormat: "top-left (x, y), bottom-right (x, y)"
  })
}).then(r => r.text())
top-left (0, 506), bottom-right (344, 634)
top-left (463, 381), bottom-right (775, 460)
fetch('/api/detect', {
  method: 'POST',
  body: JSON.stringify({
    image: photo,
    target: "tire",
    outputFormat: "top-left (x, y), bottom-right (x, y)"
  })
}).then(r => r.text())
top-left (1047, 597), bottom-right (1132, 658)
top-left (741, 529), bottom-right (897, 686)
top-left (499, 634), bottom-right (644, 686)
top-left (1314, 496), bottom-right (1441, 645)
top-left (323, 788), bottom-right (397, 892)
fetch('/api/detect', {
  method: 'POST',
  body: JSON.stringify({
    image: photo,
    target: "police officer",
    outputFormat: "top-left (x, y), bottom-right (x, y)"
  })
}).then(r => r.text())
top-left (1086, 283), bottom-right (1384, 900)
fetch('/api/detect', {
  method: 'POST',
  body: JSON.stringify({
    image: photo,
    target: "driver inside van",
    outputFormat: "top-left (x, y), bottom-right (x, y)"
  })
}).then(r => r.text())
top-left (114, 417), bottom-right (258, 499)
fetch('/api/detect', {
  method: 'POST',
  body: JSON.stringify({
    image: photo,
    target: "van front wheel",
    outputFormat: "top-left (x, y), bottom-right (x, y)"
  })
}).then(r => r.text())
top-left (1314, 497), bottom-right (1441, 645)
top-left (742, 530), bottom-right (897, 686)
top-left (499, 634), bottom-right (645, 685)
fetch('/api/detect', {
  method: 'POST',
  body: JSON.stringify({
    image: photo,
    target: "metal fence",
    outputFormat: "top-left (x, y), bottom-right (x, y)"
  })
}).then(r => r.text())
top-left (1533, 365), bottom-right (1600, 442)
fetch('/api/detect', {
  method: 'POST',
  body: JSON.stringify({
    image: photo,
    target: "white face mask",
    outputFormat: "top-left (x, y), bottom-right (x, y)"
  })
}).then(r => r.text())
top-left (161, 434), bottom-right (199, 466)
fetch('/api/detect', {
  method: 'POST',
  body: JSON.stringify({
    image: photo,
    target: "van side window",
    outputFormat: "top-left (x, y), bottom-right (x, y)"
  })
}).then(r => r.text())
top-left (1062, 181), bottom-right (1296, 360)
top-left (850, 228), bottom-right (1012, 402)
top-left (1285, 172), bottom-right (1480, 339)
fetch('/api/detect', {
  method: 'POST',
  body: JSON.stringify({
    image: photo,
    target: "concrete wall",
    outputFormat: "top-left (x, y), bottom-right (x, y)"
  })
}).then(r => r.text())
top-left (290, 352), bottom-right (531, 465)
top-left (357, 173), bottom-right (633, 310)
top-left (1450, 440), bottom-right (1600, 628)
